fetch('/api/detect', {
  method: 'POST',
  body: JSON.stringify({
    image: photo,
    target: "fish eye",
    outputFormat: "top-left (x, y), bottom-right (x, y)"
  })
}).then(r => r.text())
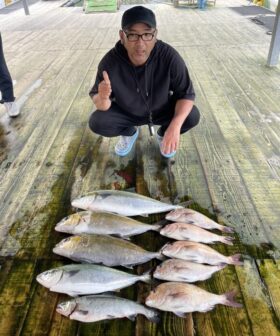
top-left (64, 237), bottom-right (72, 242)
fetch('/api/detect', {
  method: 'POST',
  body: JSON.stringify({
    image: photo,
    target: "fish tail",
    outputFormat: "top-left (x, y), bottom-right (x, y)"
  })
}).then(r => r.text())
top-left (222, 290), bottom-right (243, 308)
top-left (146, 309), bottom-right (160, 324)
top-left (229, 254), bottom-right (243, 266)
top-left (139, 270), bottom-right (152, 284)
top-left (220, 225), bottom-right (235, 233)
top-left (221, 236), bottom-right (234, 245)
top-left (152, 219), bottom-right (168, 231)
top-left (156, 252), bottom-right (166, 261)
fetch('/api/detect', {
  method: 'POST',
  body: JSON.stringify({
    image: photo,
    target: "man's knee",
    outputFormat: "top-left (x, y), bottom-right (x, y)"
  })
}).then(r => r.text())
top-left (88, 110), bottom-right (121, 137)
top-left (181, 105), bottom-right (200, 134)
top-left (89, 110), bottom-right (101, 133)
top-left (189, 105), bottom-right (200, 128)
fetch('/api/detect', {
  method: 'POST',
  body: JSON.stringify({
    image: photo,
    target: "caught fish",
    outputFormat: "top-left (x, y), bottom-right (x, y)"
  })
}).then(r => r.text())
top-left (160, 223), bottom-right (233, 245)
top-left (166, 208), bottom-right (234, 233)
top-left (57, 294), bottom-right (159, 323)
top-left (36, 264), bottom-right (151, 296)
top-left (154, 259), bottom-right (226, 283)
top-left (161, 241), bottom-right (243, 266)
top-left (53, 234), bottom-right (163, 267)
top-left (71, 190), bottom-right (183, 216)
top-left (55, 211), bottom-right (162, 238)
top-left (145, 282), bottom-right (242, 316)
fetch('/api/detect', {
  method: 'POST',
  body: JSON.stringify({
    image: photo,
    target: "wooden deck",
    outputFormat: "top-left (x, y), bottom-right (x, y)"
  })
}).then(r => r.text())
top-left (0, 0), bottom-right (280, 335)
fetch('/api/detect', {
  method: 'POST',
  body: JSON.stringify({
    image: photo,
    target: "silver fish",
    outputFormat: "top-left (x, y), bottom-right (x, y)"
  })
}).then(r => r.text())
top-left (166, 208), bottom-right (234, 233)
top-left (36, 264), bottom-right (151, 296)
top-left (55, 211), bottom-right (162, 238)
top-left (161, 241), bottom-right (243, 266)
top-left (160, 223), bottom-right (234, 245)
top-left (57, 294), bottom-right (159, 323)
top-left (71, 190), bottom-right (183, 216)
top-left (145, 282), bottom-right (242, 316)
top-left (154, 259), bottom-right (226, 283)
top-left (53, 234), bottom-right (163, 267)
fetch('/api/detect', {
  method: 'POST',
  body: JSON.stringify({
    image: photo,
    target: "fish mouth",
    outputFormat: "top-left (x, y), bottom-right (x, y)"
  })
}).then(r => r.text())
top-left (55, 222), bottom-right (73, 233)
top-left (52, 246), bottom-right (60, 255)
top-left (71, 199), bottom-right (81, 208)
top-left (145, 297), bottom-right (152, 306)
top-left (36, 274), bottom-right (47, 287)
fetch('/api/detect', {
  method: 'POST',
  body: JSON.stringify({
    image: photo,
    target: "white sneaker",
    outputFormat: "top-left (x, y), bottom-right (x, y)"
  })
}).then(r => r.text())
top-left (4, 101), bottom-right (20, 117)
top-left (157, 132), bottom-right (176, 159)
top-left (115, 128), bottom-right (139, 156)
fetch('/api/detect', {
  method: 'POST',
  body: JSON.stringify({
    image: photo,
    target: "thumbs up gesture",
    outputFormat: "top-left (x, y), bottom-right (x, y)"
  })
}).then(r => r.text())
top-left (98, 71), bottom-right (112, 100)
top-left (92, 70), bottom-right (112, 111)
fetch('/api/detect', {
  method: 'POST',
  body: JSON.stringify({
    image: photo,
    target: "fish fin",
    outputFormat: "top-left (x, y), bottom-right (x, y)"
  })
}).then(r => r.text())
top-left (229, 254), bottom-right (243, 266)
top-left (152, 219), bottom-right (169, 230)
top-left (198, 305), bottom-right (215, 313)
top-left (127, 315), bottom-right (136, 321)
top-left (147, 310), bottom-right (160, 324)
top-left (223, 290), bottom-right (243, 308)
top-left (76, 309), bottom-right (89, 316)
top-left (185, 220), bottom-right (195, 224)
top-left (156, 253), bottom-right (166, 261)
top-left (122, 264), bottom-right (134, 269)
top-left (169, 292), bottom-right (189, 300)
top-left (68, 270), bottom-right (80, 277)
top-left (220, 225), bottom-right (235, 233)
top-left (65, 292), bottom-right (80, 297)
top-left (174, 311), bottom-right (188, 318)
top-left (106, 291), bottom-right (117, 295)
top-left (221, 236), bottom-right (234, 246)
top-left (139, 269), bottom-right (152, 284)
top-left (112, 234), bottom-right (131, 241)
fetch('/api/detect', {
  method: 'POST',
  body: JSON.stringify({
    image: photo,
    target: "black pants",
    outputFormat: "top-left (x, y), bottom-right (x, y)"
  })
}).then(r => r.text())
top-left (0, 33), bottom-right (15, 103)
top-left (89, 103), bottom-right (200, 137)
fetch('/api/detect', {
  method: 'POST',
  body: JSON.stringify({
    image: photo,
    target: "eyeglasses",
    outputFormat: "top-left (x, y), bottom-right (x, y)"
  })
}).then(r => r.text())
top-left (124, 31), bottom-right (156, 42)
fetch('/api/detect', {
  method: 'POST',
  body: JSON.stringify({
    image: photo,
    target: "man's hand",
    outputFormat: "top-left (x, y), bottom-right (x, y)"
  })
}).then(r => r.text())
top-left (98, 71), bottom-right (112, 100)
top-left (160, 99), bottom-right (194, 155)
top-left (92, 71), bottom-right (112, 111)
top-left (161, 124), bottom-right (181, 155)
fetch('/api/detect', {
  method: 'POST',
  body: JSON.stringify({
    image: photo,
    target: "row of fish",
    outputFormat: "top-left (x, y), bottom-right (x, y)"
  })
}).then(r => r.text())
top-left (52, 234), bottom-right (242, 268)
top-left (55, 209), bottom-right (233, 244)
top-left (37, 190), bottom-right (243, 322)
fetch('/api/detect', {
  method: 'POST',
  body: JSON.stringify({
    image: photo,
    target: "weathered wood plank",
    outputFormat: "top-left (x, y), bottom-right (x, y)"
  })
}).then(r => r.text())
top-left (257, 259), bottom-right (280, 321)
top-left (0, 260), bottom-right (36, 335)
top-left (0, 49), bottom-right (96, 255)
top-left (235, 259), bottom-right (280, 335)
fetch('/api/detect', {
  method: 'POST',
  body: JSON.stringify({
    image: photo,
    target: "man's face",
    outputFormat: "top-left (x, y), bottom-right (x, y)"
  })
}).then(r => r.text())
top-left (120, 23), bottom-right (157, 66)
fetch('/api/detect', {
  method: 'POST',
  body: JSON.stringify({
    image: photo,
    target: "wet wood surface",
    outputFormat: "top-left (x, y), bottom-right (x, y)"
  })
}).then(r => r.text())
top-left (0, 0), bottom-right (280, 335)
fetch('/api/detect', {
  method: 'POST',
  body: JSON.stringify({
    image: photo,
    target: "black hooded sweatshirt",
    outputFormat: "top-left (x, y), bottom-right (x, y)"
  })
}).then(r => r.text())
top-left (89, 40), bottom-right (195, 125)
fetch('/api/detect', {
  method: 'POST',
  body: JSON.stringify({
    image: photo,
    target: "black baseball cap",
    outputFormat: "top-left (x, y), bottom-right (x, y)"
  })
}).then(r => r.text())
top-left (121, 6), bottom-right (156, 30)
